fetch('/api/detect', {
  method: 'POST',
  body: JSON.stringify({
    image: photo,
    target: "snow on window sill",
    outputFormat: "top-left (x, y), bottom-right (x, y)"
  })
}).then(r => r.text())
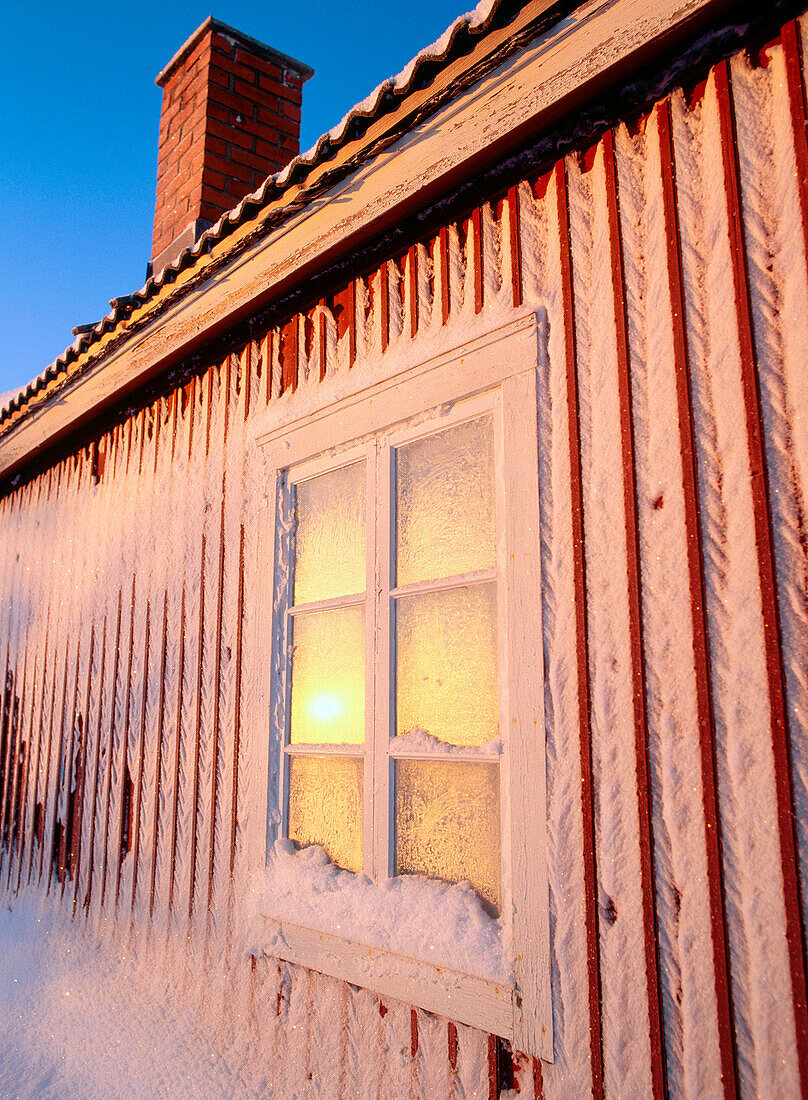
top-left (245, 841), bottom-right (516, 1038)
top-left (249, 840), bottom-right (508, 982)
top-left (391, 729), bottom-right (503, 758)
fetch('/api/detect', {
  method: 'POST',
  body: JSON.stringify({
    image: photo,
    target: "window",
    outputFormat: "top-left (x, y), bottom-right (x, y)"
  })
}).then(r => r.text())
top-left (251, 316), bottom-right (550, 1059)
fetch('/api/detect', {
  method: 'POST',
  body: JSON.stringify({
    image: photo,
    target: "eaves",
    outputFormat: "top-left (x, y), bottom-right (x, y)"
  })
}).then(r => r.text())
top-left (0, 0), bottom-right (737, 482)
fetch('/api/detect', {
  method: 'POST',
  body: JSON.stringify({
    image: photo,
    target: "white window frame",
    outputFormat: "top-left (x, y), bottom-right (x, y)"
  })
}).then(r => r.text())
top-left (249, 315), bottom-right (551, 1060)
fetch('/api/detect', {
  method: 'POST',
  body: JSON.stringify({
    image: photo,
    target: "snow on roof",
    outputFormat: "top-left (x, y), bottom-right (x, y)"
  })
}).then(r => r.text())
top-left (0, 389), bottom-right (23, 417)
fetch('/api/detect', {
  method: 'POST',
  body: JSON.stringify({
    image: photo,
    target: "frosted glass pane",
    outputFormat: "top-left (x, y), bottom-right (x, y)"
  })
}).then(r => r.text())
top-left (290, 605), bottom-right (365, 744)
top-left (396, 415), bottom-right (495, 586)
top-left (395, 759), bottom-right (500, 913)
top-left (396, 583), bottom-right (498, 747)
top-left (294, 462), bottom-right (366, 604)
top-left (288, 755), bottom-right (363, 873)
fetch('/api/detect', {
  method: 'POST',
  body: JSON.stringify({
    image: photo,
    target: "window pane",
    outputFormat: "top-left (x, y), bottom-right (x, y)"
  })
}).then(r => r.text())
top-left (396, 582), bottom-right (498, 747)
top-left (395, 415), bottom-right (495, 587)
top-left (395, 759), bottom-right (500, 914)
top-left (288, 755), bottom-right (363, 873)
top-left (294, 461), bottom-right (366, 604)
top-left (290, 605), bottom-right (364, 744)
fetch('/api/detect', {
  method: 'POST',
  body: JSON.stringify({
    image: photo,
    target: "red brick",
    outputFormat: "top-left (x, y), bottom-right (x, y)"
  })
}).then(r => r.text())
top-left (205, 101), bottom-right (230, 126)
top-left (256, 102), bottom-right (285, 123)
top-left (152, 24), bottom-right (309, 262)
top-left (258, 73), bottom-right (302, 101)
top-left (206, 85), bottom-right (259, 118)
top-left (168, 65), bottom-right (201, 98)
top-left (263, 109), bottom-right (299, 137)
top-left (164, 106), bottom-right (206, 143)
top-left (200, 181), bottom-right (235, 207)
top-left (164, 34), bottom-right (210, 85)
top-left (234, 78), bottom-right (283, 112)
top-left (238, 118), bottom-right (281, 144)
top-left (209, 65), bottom-right (231, 90)
top-left (201, 150), bottom-right (254, 184)
top-left (167, 130), bottom-right (196, 167)
top-left (168, 61), bottom-right (208, 103)
top-left (224, 175), bottom-right (255, 199)
top-left (253, 98), bottom-right (281, 123)
top-left (163, 172), bottom-right (192, 206)
top-left (156, 155), bottom-right (180, 183)
top-left (202, 168), bottom-right (229, 194)
top-left (227, 146), bottom-right (282, 174)
top-left (186, 147), bottom-right (209, 176)
top-left (162, 157), bottom-right (191, 188)
top-left (236, 49), bottom-right (282, 81)
top-left (211, 52), bottom-right (257, 85)
top-left (210, 31), bottom-right (235, 55)
top-left (282, 100), bottom-right (302, 123)
top-left (171, 94), bottom-right (205, 123)
top-left (206, 117), bottom-right (255, 151)
top-left (199, 200), bottom-right (228, 223)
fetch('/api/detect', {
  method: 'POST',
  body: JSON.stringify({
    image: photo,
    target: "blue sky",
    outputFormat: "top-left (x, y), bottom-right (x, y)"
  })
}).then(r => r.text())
top-left (1, 0), bottom-right (469, 397)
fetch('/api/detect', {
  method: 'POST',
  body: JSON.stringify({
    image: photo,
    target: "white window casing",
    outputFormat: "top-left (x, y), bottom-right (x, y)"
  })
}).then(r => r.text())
top-left (247, 315), bottom-right (551, 1060)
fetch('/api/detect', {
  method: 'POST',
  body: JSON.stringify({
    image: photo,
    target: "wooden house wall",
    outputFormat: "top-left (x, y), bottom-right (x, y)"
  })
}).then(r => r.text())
top-left (1, 15), bottom-right (808, 1098)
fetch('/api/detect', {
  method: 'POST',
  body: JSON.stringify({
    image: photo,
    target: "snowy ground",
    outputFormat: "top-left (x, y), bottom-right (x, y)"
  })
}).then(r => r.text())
top-left (0, 896), bottom-right (279, 1100)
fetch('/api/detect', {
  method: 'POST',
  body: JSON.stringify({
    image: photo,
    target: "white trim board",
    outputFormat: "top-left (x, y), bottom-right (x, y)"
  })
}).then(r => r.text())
top-left (256, 917), bottom-right (515, 1038)
top-left (256, 315), bottom-right (541, 464)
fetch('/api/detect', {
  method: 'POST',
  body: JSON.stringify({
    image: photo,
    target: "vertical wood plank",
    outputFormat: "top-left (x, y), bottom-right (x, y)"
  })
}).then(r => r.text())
top-left (407, 244), bottom-right (419, 338)
top-left (472, 207), bottom-right (484, 314)
top-left (502, 369), bottom-right (551, 1061)
top-left (229, 524), bottom-right (246, 885)
top-left (379, 262), bottom-right (390, 353)
top-left (715, 58), bottom-right (808, 1088)
top-left (113, 577), bottom-right (137, 908)
top-left (555, 158), bottom-right (605, 1100)
top-left (782, 21), bottom-right (808, 280)
top-left (167, 589), bottom-right (187, 917)
top-left (281, 318), bottom-right (298, 394)
top-left (657, 96), bottom-right (739, 1096)
top-left (603, 126), bottom-right (667, 1100)
top-left (128, 602), bottom-right (151, 916)
top-left (508, 185), bottom-right (523, 308)
top-left (81, 598), bottom-right (113, 913)
top-left (147, 592), bottom-right (169, 919)
top-left (187, 535), bottom-right (206, 923)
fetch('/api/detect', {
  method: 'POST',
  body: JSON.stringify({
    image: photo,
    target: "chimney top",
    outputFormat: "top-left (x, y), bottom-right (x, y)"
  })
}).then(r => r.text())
top-left (155, 17), bottom-right (313, 89)
top-left (150, 18), bottom-right (313, 276)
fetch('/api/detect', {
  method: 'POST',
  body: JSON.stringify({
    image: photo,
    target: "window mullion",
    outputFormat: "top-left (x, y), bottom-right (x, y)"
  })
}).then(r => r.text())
top-left (361, 445), bottom-right (377, 879)
top-left (277, 469), bottom-right (294, 853)
top-left (373, 439), bottom-right (394, 882)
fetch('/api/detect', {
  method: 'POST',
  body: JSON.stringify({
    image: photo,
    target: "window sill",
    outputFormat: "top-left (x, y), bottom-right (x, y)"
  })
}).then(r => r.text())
top-left (253, 915), bottom-right (519, 1041)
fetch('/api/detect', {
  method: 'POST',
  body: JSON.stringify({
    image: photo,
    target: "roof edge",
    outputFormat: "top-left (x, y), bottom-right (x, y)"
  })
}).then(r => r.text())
top-left (155, 16), bottom-right (314, 88)
top-left (2, 0), bottom-right (767, 443)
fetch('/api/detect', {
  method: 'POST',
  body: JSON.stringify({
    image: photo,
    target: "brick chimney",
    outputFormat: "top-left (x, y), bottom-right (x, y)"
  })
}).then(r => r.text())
top-left (151, 18), bottom-right (313, 275)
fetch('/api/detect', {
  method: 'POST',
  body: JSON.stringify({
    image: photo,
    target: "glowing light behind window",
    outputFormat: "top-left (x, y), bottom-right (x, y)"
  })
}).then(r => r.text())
top-left (395, 582), bottom-right (498, 747)
top-left (395, 758), bottom-right (501, 914)
top-left (290, 605), bottom-right (365, 745)
top-left (288, 755), bottom-right (363, 873)
top-left (294, 462), bottom-right (366, 604)
top-left (396, 415), bottom-right (495, 587)
top-left (309, 693), bottom-right (343, 723)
